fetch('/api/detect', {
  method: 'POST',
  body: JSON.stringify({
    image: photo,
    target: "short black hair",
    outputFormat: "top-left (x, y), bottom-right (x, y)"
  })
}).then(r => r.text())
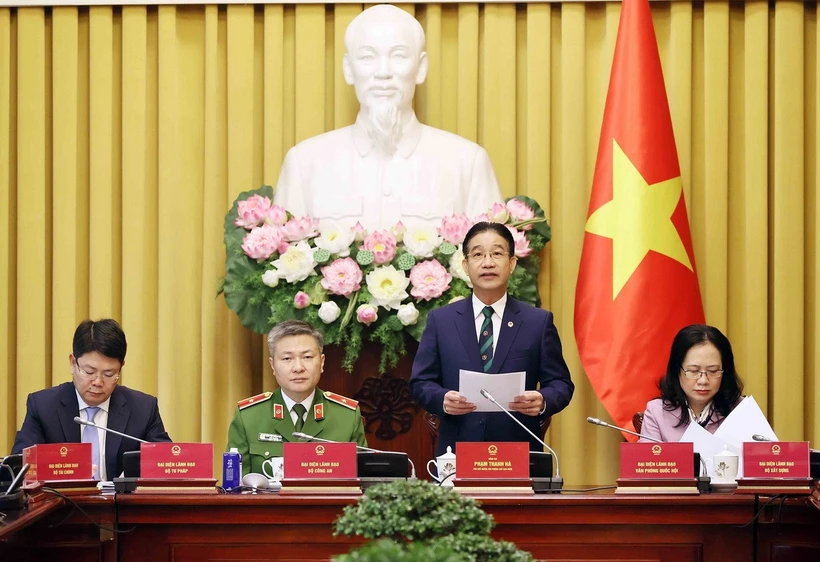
top-left (72, 319), bottom-right (127, 364)
top-left (462, 221), bottom-right (515, 256)
top-left (658, 324), bottom-right (743, 426)
top-left (267, 319), bottom-right (324, 356)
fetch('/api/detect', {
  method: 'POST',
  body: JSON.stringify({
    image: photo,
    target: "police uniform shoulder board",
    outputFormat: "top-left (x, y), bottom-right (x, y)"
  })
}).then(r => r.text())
top-left (324, 391), bottom-right (358, 410)
top-left (237, 391), bottom-right (273, 410)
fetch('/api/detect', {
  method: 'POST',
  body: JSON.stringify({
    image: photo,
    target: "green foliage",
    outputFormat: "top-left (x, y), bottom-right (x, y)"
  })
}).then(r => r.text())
top-left (430, 535), bottom-right (535, 562)
top-left (221, 188), bottom-right (551, 372)
top-left (335, 480), bottom-right (492, 542)
top-left (334, 480), bottom-right (533, 562)
top-left (333, 539), bottom-right (469, 562)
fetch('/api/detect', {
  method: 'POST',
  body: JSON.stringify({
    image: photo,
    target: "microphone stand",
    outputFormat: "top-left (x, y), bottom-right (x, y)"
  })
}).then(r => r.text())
top-left (480, 389), bottom-right (563, 492)
top-left (74, 416), bottom-right (147, 493)
top-left (74, 416), bottom-right (149, 444)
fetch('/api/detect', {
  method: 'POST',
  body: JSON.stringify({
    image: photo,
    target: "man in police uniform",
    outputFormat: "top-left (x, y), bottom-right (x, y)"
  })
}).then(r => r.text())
top-left (227, 320), bottom-right (367, 476)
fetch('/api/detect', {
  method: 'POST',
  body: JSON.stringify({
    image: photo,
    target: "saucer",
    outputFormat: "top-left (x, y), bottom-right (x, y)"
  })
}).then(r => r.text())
top-left (710, 481), bottom-right (738, 493)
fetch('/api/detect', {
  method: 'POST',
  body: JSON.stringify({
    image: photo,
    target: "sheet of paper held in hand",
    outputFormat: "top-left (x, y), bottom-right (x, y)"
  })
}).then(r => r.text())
top-left (458, 369), bottom-right (526, 412)
top-left (680, 395), bottom-right (776, 478)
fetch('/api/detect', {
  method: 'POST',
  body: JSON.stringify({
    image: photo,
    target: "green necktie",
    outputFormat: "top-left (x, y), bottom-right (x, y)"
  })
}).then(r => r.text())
top-left (292, 403), bottom-right (307, 432)
top-left (479, 306), bottom-right (494, 372)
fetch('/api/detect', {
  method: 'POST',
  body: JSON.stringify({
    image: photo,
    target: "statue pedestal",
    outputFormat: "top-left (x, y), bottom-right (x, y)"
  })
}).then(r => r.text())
top-left (322, 340), bottom-right (433, 479)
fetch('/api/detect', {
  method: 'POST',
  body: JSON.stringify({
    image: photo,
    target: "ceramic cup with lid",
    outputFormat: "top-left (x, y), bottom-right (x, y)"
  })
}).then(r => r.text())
top-left (712, 446), bottom-right (739, 483)
top-left (427, 446), bottom-right (456, 486)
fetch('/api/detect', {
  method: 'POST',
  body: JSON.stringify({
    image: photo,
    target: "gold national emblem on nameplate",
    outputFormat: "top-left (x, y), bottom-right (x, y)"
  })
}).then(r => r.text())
top-left (488, 444), bottom-right (498, 456)
top-left (258, 433), bottom-right (282, 442)
top-left (652, 445), bottom-right (662, 455)
top-left (772, 444), bottom-right (781, 455)
top-left (316, 445), bottom-right (325, 456)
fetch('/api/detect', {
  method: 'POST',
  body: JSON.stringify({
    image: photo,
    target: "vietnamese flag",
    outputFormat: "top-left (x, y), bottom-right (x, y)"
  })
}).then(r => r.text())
top-left (574, 0), bottom-right (704, 439)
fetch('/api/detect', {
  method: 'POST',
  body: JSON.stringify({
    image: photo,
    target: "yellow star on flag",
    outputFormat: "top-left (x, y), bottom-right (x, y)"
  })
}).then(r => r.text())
top-left (585, 139), bottom-right (692, 299)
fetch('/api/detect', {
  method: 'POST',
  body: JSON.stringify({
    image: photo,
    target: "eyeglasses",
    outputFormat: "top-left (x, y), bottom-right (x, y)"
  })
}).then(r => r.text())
top-left (680, 367), bottom-right (724, 380)
top-left (75, 360), bottom-right (120, 382)
top-left (466, 250), bottom-right (510, 263)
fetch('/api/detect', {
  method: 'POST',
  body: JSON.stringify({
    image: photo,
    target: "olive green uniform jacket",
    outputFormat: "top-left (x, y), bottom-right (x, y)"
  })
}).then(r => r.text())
top-left (226, 387), bottom-right (368, 476)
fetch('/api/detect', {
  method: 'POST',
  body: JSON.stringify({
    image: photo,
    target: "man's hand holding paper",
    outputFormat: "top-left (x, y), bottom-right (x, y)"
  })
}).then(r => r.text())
top-left (458, 369), bottom-right (526, 412)
top-left (509, 391), bottom-right (545, 417)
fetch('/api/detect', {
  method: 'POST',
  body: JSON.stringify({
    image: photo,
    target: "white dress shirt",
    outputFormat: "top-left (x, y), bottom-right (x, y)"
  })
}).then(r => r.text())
top-left (472, 293), bottom-right (507, 355)
top-left (281, 389), bottom-right (316, 427)
top-left (76, 390), bottom-right (112, 481)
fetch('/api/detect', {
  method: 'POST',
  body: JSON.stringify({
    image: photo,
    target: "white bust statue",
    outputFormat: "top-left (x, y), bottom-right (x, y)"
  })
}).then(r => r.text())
top-left (274, 4), bottom-right (502, 232)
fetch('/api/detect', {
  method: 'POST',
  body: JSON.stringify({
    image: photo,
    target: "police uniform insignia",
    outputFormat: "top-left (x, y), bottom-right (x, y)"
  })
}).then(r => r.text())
top-left (314, 403), bottom-right (324, 420)
top-left (273, 403), bottom-right (284, 420)
top-left (258, 433), bottom-right (282, 442)
top-left (238, 391), bottom-right (272, 410)
top-left (324, 391), bottom-right (358, 410)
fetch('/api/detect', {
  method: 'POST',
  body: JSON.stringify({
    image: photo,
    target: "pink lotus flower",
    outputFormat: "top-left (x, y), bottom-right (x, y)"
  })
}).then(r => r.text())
top-left (282, 216), bottom-right (319, 242)
top-left (409, 260), bottom-right (452, 301)
top-left (356, 303), bottom-right (378, 326)
top-left (320, 258), bottom-right (363, 297)
top-left (235, 194), bottom-right (272, 229)
top-left (391, 221), bottom-right (407, 243)
top-left (241, 224), bottom-right (284, 260)
top-left (352, 221), bottom-right (366, 242)
top-left (266, 204), bottom-right (288, 226)
top-left (361, 230), bottom-right (398, 264)
top-left (473, 213), bottom-right (490, 224)
top-left (293, 291), bottom-right (310, 309)
top-left (488, 202), bottom-right (509, 223)
top-left (438, 214), bottom-right (472, 245)
top-left (506, 199), bottom-right (535, 230)
top-left (506, 226), bottom-right (532, 258)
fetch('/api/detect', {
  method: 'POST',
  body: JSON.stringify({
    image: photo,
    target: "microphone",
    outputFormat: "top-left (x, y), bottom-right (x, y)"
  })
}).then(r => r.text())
top-left (586, 416), bottom-right (663, 443)
top-left (292, 431), bottom-right (416, 479)
top-left (4, 463), bottom-right (30, 496)
top-left (74, 416), bottom-right (149, 444)
top-left (479, 389), bottom-right (562, 490)
top-left (586, 416), bottom-right (711, 491)
top-left (752, 434), bottom-right (771, 442)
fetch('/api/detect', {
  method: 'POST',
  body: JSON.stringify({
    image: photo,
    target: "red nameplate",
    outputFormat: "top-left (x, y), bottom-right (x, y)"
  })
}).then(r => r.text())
top-left (456, 442), bottom-right (529, 479)
top-left (743, 441), bottom-right (810, 478)
top-left (620, 442), bottom-right (694, 479)
top-left (140, 443), bottom-right (214, 479)
top-left (283, 442), bottom-right (357, 479)
top-left (23, 443), bottom-right (92, 482)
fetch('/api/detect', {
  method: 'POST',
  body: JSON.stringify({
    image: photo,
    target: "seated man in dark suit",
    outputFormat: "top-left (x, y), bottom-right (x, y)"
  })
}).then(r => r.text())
top-left (12, 318), bottom-right (171, 479)
top-left (410, 222), bottom-right (575, 456)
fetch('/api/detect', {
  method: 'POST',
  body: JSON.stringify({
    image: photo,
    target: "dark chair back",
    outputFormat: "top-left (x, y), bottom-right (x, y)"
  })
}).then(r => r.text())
top-left (632, 412), bottom-right (644, 434)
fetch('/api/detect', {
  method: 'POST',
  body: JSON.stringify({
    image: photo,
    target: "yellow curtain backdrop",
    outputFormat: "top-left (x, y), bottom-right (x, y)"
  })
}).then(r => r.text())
top-left (0, 1), bottom-right (818, 485)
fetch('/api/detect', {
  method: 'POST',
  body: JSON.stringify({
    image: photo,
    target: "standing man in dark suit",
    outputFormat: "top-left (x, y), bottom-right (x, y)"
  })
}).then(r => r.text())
top-left (410, 222), bottom-right (574, 456)
top-left (12, 319), bottom-right (171, 479)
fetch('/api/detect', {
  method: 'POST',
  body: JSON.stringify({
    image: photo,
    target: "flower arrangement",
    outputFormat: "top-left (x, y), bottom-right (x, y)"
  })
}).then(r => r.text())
top-left (221, 185), bottom-right (551, 372)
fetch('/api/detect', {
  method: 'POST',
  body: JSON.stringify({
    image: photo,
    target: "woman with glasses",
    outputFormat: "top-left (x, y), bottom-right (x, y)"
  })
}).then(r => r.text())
top-left (639, 324), bottom-right (744, 442)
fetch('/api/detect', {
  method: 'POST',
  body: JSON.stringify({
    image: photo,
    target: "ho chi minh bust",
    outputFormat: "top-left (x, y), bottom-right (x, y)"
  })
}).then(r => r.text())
top-left (274, 4), bottom-right (502, 232)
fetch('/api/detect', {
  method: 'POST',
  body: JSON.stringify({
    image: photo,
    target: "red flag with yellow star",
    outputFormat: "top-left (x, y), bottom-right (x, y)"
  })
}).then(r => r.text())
top-left (574, 0), bottom-right (704, 439)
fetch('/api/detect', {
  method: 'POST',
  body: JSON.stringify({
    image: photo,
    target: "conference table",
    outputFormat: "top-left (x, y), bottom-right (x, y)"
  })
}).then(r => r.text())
top-left (1, 487), bottom-right (819, 561)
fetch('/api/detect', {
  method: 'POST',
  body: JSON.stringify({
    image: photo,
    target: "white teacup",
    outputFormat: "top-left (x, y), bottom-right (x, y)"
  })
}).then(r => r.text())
top-left (426, 446), bottom-right (456, 487)
top-left (262, 457), bottom-right (285, 482)
top-left (712, 446), bottom-right (739, 483)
